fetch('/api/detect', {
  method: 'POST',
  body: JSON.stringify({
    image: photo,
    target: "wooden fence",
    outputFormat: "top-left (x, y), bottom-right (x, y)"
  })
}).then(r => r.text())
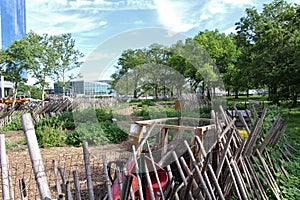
top-left (0, 100), bottom-right (294, 199)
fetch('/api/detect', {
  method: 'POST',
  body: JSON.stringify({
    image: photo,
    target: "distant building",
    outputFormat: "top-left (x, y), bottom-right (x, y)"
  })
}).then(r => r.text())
top-left (0, 75), bottom-right (13, 98)
top-left (0, 0), bottom-right (26, 49)
top-left (0, 0), bottom-right (27, 98)
top-left (54, 80), bottom-right (114, 97)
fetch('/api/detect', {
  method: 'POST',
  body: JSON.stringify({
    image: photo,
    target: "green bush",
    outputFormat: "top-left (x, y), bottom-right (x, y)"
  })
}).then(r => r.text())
top-left (141, 99), bottom-right (155, 106)
top-left (0, 117), bottom-right (22, 132)
top-left (35, 125), bottom-right (67, 148)
top-left (58, 112), bottom-right (75, 129)
top-left (66, 121), bottom-right (129, 146)
top-left (67, 122), bottom-right (109, 146)
top-left (100, 121), bottom-right (129, 144)
top-left (165, 107), bottom-right (181, 118)
top-left (34, 117), bottom-right (67, 148)
top-left (95, 108), bottom-right (113, 122)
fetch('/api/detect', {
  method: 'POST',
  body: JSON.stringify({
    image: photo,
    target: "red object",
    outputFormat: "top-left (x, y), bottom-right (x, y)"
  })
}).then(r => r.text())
top-left (111, 156), bottom-right (168, 200)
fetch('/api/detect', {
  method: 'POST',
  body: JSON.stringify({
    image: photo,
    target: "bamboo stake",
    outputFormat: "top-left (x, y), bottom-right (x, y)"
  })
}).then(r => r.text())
top-left (216, 131), bottom-right (234, 179)
top-left (21, 113), bottom-right (51, 200)
top-left (82, 141), bottom-right (95, 200)
top-left (244, 157), bottom-right (268, 200)
top-left (53, 160), bottom-right (62, 195)
top-left (19, 179), bottom-right (27, 200)
top-left (251, 155), bottom-right (280, 200)
top-left (171, 151), bottom-right (194, 199)
top-left (132, 145), bottom-right (144, 200)
top-left (181, 174), bottom-right (194, 200)
top-left (224, 157), bottom-right (242, 199)
top-left (65, 181), bottom-right (73, 200)
top-left (208, 164), bottom-right (225, 200)
top-left (120, 174), bottom-right (133, 200)
top-left (146, 141), bottom-right (165, 200)
top-left (123, 167), bottom-right (135, 200)
top-left (116, 166), bottom-right (123, 194)
top-left (72, 170), bottom-right (81, 200)
top-left (255, 149), bottom-right (280, 193)
top-left (184, 140), bottom-right (212, 200)
top-left (259, 114), bottom-right (281, 152)
top-left (102, 156), bottom-right (113, 200)
top-left (59, 168), bottom-right (67, 195)
top-left (165, 165), bottom-right (179, 200)
top-left (0, 134), bottom-right (12, 200)
top-left (144, 161), bottom-right (155, 200)
top-left (179, 157), bottom-right (204, 200)
top-left (230, 158), bottom-right (249, 200)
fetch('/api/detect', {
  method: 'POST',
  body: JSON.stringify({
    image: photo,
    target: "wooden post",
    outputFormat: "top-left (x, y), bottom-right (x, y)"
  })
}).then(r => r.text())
top-left (53, 160), bottom-right (62, 195)
top-left (102, 156), bottom-right (113, 200)
top-left (72, 170), bottom-right (82, 200)
top-left (82, 141), bottom-right (95, 200)
top-left (0, 134), bottom-right (13, 200)
top-left (19, 179), bottom-right (27, 200)
top-left (132, 145), bottom-right (144, 200)
top-left (161, 128), bottom-right (169, 158)
top-left (22, 113), bottom-right (52, 200)
top-left (146, 141), bottom-right (165, 200)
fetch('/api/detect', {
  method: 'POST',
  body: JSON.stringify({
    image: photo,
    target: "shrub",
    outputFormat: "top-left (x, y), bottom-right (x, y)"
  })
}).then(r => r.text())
top-left (0, 117), bottom-right (22, 132)
top-left (100, 121), bottom-right (129, 143)
top-left (141, 99), bottom-right (155, 106)
top-left (67, 122), bottom-right (109, 146)
top-left (58, 112), bottom-right (75, 129)
top-left (34, 117), bottom-right (67, 148)
top-left (35, 125), bottom-right (67, 148)
top-left (95, 108), bottom-right (113, 122)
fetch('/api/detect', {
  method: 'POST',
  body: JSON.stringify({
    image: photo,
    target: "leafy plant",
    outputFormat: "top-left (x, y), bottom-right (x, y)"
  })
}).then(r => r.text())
top-left (67, 122), bottom-right (109, 146)
top-left (100, 121), bottom-right (129, 144)
top-left (58, 112), bottom-right (75, 129)
top-left (35, 117), bottom-right (67, 148)
top-left (0, 117), bottom-right (22, 132)
top-left (35, 124), bottom-right (66, 148)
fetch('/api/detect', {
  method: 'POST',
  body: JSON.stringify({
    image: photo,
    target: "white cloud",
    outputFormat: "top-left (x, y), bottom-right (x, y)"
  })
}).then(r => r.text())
top-left (154, 0), bottom-right (199, 32)
top-left (98, 21), bottom-right (108, 26)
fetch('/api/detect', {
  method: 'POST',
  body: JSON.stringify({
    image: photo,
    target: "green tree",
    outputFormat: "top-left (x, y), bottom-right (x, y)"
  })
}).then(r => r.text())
top-left (0, 38), bottom-right (33, 106)
top-left (51, 33), bottom-right (84, 99)
top-left (111, 49), bottom-right (145, 98)
top-left (194, 30), bottom-right (240, 97)
top-left (236, 0), bottom-right (300, 105)
top-left (27, 31), bottom-right (59, 104)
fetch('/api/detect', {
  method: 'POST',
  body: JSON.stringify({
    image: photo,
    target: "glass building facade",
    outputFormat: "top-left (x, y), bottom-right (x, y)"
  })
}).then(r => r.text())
top-left (0, 0), bottom-right (26, 97)
top-left (54, 81), bottom-right (114, 97)
top-left (0, 0), bottom-right (26, 49)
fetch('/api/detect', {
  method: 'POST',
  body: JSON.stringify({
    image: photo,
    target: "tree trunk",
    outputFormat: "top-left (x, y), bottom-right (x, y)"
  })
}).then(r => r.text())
top-left (207, 87), bottom-right (211, 101)
top-left (154, 85), bottom-right (158, 99)
top-left (235, 89), bottom-right (239, 99)
top-left (42, 84), bottom-right (45, 107)
top-left (12, 85), bottom-right (18, 108)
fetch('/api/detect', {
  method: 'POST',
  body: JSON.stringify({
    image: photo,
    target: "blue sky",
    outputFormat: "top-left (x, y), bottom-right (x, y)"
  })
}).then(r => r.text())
top-left (26, 0), bottom-right (300, 81)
